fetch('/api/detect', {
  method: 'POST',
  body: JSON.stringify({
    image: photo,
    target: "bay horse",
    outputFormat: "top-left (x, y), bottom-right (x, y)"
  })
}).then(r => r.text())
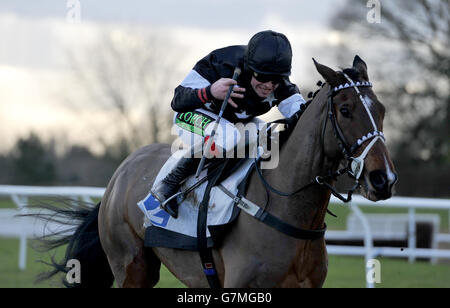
top-left (39, 56), bottom-right (397, 288)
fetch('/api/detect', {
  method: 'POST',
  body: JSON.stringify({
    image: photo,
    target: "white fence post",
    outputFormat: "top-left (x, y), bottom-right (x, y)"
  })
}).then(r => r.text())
top-left (408, 208), bottom-right (416, 264)
top-left (349, 202), bottom-right (375, 288)
top-left (11, 194), bottom-right (29, 271)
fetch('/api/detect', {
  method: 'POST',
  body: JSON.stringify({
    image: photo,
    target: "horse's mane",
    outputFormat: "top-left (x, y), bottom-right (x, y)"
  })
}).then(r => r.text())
top-left (277, 78), bottom-right (325, 146)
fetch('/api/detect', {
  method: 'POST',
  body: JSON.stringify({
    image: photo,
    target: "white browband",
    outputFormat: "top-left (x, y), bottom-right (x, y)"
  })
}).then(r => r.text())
top-left (333, 81), bottom-right (372, 93)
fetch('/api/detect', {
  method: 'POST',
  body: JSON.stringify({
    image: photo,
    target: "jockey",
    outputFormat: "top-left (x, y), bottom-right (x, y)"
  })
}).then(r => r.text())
top-left (151, 30), bottom-right (306, 218)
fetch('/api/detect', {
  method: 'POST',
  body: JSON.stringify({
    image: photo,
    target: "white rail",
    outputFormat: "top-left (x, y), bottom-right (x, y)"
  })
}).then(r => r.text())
top-left (0, 185), bottom-right (105, 270)
top-left (0, 185), bottom-right (105, 198)
top-left (0, 185), bottom-right (449, 289)
top-left (328, 194), bottom-right (450, 288)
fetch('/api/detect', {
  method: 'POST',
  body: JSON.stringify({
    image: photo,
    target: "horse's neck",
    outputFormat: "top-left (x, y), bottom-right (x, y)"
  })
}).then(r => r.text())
top-left (281, 86), bottom-right (333, 179)
top-left (267, 86), bottom-right (335, 229)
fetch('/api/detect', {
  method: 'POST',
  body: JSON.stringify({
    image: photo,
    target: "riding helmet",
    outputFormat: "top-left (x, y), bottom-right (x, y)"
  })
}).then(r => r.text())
top-left (244, 30), bottom-right (292, 76)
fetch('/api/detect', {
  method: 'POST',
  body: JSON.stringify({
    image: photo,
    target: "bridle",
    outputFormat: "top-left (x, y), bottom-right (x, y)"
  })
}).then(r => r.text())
top-left (194, 74), bottom-right (390, 287)
top-left (255, 73), bottom-right (386, 203)
top-left (324, 73), bottom-right (385, 181)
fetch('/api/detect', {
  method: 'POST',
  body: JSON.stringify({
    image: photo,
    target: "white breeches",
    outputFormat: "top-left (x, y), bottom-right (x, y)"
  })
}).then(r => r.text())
top-left (172, 108), bottom-right (266, 158)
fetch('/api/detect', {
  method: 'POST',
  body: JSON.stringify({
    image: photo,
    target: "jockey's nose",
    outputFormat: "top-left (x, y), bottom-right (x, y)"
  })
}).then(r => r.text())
top-left (369, 169), bottom-right (392, 199)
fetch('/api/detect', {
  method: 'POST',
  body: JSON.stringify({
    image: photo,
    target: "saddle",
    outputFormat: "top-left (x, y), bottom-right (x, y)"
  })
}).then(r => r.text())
top-left (138, 111), bottom-right (321, 288)
top-left (137, 153), bottom-right (254, 249)
top-left (137, 110), bottom-right (306, 249)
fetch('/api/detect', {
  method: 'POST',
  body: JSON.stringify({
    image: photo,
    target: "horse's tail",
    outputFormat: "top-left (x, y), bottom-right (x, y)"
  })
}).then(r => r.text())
top-left (29, 200), bottom-right (114, 288)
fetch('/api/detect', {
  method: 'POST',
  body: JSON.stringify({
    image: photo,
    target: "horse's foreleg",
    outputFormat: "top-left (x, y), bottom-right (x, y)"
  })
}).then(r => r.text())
top-left (223, 264), bottom-right (256, 288)
top-left (280, 240), bottom-right (328, 288)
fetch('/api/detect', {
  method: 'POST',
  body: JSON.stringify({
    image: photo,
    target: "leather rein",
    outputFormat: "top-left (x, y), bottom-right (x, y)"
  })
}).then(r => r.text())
top-left (255, 73), bottom-right (386, 203)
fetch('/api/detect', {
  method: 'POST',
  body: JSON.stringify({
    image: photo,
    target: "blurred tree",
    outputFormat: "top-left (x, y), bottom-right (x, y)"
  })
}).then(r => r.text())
top-left (67, 30), bottom-right (183, 158)
top-left (0, 155), bottom-right (13, 184)
top-left (101, 136), bottom-right (132, 167)
top-left (11, 133), bottom-right (57, 185)
top-left (331, 0), bottom-right (449, 196)
top-left (56, 145), bottom-right (118, 186)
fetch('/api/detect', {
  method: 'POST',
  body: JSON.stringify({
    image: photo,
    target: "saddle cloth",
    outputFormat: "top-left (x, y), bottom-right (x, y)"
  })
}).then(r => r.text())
top-left (137, 151), bottom-right (254, 250)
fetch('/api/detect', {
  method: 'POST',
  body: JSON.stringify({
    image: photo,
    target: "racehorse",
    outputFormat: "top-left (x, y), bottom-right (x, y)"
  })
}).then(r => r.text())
top-left (38, 56), bottom-right (397, 288)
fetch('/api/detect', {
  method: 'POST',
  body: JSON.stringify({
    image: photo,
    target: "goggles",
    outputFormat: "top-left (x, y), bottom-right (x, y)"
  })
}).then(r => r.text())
top-left (252, 71), bottom-right (284, 84)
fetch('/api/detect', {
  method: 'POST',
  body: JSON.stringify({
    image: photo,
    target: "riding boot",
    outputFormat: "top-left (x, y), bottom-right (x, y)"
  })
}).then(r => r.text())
top-left (151, 157), bottom-right (200, 219)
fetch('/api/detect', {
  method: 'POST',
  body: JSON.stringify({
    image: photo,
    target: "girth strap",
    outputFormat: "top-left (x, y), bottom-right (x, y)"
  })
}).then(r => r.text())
top-left (197, 161), bottom-right (226, 289)
top-left (218, 184), bottom-right (327, 241)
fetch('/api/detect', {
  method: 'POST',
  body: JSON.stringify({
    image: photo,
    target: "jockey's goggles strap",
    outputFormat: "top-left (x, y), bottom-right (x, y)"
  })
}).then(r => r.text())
top-left (252, 71), bottom-right (284, 84)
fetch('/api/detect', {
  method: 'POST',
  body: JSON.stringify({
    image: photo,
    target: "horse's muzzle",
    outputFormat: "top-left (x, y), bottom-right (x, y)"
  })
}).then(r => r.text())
top-left (369, 169), bottom-right (398, 200)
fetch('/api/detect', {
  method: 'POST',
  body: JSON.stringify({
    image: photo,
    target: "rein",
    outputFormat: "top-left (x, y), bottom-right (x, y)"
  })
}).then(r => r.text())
top-left (194, 75), bottom-right (387, 288)
top-left (255, 74), bottom-right (386, 203)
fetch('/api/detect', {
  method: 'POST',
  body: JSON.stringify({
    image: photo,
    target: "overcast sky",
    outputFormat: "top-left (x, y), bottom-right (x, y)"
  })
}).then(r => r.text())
top-left (0, 0), bottom-right (351, 153)
top-left (0, 0), bottom-right (338, 28)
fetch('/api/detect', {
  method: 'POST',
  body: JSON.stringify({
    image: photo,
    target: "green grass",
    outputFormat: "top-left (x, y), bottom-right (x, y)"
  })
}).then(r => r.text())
top-left (0, 237), bottom-right (60, 288)
top-left (0, 198), bottom-right (14, 209)
top-left (1, 197), bottom-right (449, 287)
top-left (0, 197), bottom-right (102, 209)
top-left (0, 237), bottom-right (185, 288)
top-left (325, 255), bottom-right (450, 288)
top-left (1, 237), bottom-right (449, 288)
top-left (326, 203), bottom-right (450, 231)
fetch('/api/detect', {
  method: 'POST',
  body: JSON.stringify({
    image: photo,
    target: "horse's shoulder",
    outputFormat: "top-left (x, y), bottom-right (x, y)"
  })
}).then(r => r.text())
top-left (132, 143), bottom-right (172, 159)
top-left (122, 143), bottom-right (170, 164)
top-left (108, 143), bottom-right (171, 183)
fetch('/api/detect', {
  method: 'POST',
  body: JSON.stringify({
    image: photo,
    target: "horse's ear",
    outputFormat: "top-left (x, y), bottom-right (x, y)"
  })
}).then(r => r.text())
top-left (353, 55), bottom-right (369, 81)
top-left (313, 58), bottom-right (339, 85)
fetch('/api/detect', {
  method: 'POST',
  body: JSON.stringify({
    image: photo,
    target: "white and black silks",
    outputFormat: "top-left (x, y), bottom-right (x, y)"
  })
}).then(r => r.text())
top-left (170, 45), bottom-right (307, 124)
top-left (171, 45), bottom-right (308, 157)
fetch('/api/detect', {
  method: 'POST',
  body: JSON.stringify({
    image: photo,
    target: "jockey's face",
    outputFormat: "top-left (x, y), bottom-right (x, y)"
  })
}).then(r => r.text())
top-left (250, 77), bottom-right (279, 98)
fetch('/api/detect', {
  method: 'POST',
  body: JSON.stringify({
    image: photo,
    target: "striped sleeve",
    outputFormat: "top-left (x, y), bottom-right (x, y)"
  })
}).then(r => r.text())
top-left (180, 70), bottom-right (211, 88)
top-left (171, 70), bottom-right (213, 112)
top-left (277, 93), bottom-right (307, 118)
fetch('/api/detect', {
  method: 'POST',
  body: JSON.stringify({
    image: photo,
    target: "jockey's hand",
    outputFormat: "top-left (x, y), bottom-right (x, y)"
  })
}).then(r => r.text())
top-left (210, 78), bottom-right (245, 108)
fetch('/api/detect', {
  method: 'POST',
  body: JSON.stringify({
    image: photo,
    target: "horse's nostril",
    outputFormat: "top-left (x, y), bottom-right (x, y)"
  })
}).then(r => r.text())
top-left (369, 170), bottom-right (388, 192)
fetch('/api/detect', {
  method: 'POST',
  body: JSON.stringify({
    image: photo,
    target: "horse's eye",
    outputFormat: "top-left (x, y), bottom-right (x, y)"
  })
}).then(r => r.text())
top-left (340, 107), bottom-right (351, 118)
